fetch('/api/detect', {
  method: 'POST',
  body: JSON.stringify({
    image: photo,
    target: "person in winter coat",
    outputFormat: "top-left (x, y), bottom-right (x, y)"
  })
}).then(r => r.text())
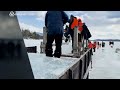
top-left (88, 41), bottom-right (93, 49)
top-left (93, 41), bottom-right (96, 52)
top-left (88, 40), bottom-right (93, 68)
top-left (88, 40), bottom-right (93, 54)
top-left (96, 42), bottom-right (99, 49)
top-left (64, 25), bottom-right (70, 42)
top-left (64, 15), bottom-right (74, 39)
top-left (64, 15), bottom-right (78, 53)
top-left (99, 43), bottom-right (101, 48)
top-left (102, 41), bottom-right (105, 48)
top-left (81, 23), bottom-right (92, 40)
top-left (45, 11), bottom-right (69, 58)
top-left (78, 18), bottom-right (83, 33)
top-left (77, 18), bottom-right (83, 48)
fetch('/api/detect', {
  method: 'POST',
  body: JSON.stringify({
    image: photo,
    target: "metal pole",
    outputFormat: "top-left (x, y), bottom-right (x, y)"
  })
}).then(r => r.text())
top-left (81, 35), bottom-right (84, 54)
top-left (40, 42), bottom-right (43, 53)
top-left (43, 27), bottom-right (47, 53)
top-left (73, 26), bottom-right (79, 58)
top-left (78, 33), bottom-right (81, 56)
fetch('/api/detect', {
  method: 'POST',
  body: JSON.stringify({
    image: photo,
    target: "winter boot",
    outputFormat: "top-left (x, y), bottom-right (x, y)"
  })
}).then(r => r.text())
top-left (71, 50), bottom-right (73, 53)
top-left (53, 52), bottom-right (61, 58)
top-left (45, 49), bottom-right (53, 57)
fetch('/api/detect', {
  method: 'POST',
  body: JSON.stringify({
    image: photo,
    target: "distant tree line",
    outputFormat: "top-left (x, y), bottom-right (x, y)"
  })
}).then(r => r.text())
top-left (21, 29), bottom-right (43, 39)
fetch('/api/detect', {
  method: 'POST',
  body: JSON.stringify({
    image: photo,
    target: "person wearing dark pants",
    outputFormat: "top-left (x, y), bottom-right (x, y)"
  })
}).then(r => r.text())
top-left (45, 35), bottom-right (53, 57)
top-left (93, 47), bottom-right (95, 52)
top-left (64, 26), bottom-right (74, 52)
top-left (54, 34), bottom-right (63, 57)
top-left (93, 42), bottom-right (96, 52)
top-left (45, 34), bottom-right (63, 58)
top-left (45, 11), bottom-right (69, 58)
top-left (64, 15), bottom-right (76, 53)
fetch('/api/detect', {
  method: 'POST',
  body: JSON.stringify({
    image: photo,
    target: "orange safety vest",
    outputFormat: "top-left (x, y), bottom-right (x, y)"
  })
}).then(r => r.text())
top-left (93, 43), bottom-right (96, 48)
top-left (71, 17), bottom-right (78, 29)
top-left (88, 42), bottom-right (93, 48)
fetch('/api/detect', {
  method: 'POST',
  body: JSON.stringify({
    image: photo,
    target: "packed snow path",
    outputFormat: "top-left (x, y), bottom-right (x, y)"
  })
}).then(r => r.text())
top-left (89, 42), bottom-right (120, 79)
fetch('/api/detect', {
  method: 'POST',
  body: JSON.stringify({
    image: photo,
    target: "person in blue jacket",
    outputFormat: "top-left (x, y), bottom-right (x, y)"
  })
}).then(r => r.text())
top-left (45, 11), bottom-right (69, 58)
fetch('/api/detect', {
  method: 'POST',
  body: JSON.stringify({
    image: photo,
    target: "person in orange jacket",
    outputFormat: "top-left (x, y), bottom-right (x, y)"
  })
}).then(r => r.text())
top-left (77, 18), bottom-right (83, 43)
top-left (88, 40), bottom-right (93, 49)
top-left (88, 40), bottom-right (93, 53)
top-left (88, 40), bottom-right (93, 68)
top-left (70, 16), bottom-right (78, 30)
top-left (64, 15), bottom-right (79, 53)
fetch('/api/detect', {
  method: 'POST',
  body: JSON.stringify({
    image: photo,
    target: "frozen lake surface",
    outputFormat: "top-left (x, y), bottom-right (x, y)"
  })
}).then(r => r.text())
top-left (89, 41), bottom-right (120, 79)
top-left (24, 39), bottom-right (120, 79)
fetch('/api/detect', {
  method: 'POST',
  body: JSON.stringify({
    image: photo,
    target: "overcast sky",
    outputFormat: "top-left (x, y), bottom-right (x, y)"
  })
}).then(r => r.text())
top-left (16, 11), bottom-right (120, 40)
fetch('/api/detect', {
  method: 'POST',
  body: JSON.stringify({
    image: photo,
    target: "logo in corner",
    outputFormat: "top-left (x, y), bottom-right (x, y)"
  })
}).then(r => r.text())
top-left (9, 11), bottom-right (16, 17)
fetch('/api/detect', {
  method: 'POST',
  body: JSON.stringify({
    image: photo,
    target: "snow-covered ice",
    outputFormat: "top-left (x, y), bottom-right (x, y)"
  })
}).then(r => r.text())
top-left (28, 53), bottom-right (78, 79)
top-left (89, 41), bottom-right (120, 79)
top-left (24, 39), bottom-right (78, 79)
top-left (24, 39), bottom-right (120, 79)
